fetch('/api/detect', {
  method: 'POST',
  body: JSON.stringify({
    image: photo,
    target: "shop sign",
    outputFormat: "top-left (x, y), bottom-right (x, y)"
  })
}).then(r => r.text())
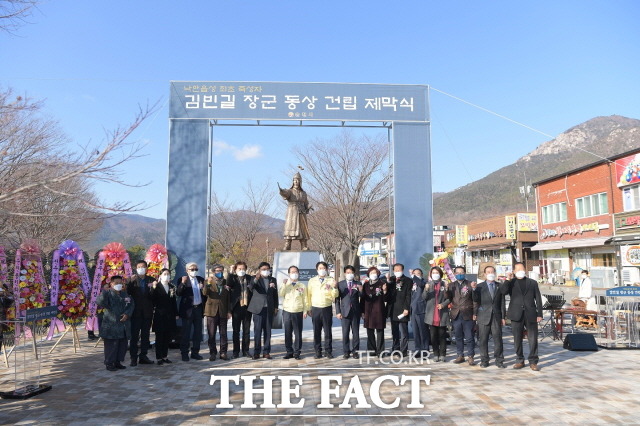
top-left (505, 216), bottom-right (517, 240)
top-left (541, 222), bottom-right (609, 239)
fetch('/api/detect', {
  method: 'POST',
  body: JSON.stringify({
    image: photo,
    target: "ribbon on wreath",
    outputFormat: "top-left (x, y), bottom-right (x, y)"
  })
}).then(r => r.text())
top-left (12, 249), bottom-right (22, 339)
top-left (46, 249), bottom-right (65, 339)
top-left (86, 252), bottom-right (106, 332)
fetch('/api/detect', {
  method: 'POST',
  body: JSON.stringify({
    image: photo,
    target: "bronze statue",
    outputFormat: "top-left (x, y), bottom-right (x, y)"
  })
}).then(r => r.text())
top-left (278, 172), bottom-right (311, 251)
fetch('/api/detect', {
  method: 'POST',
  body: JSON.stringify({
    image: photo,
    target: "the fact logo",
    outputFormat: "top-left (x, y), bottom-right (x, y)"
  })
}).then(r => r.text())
top-left (210, 374), bottom-right (431, 409)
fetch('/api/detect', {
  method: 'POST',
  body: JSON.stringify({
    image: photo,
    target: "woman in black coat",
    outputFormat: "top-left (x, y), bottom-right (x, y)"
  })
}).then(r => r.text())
top-left (422, 266), bottom-right (452, 362)
top-left (150, 268), bottom-right (178, 365)
top-left (363, 266), bottom-right (389, 356)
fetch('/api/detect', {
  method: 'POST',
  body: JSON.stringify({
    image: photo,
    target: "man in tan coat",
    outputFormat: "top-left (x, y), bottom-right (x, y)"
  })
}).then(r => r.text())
top-left (202, 265), bottom-right (231, 361)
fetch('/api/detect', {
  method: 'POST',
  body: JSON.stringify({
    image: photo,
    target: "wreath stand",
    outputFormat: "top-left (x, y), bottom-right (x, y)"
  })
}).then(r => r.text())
top-left (48, 323), bottom-right (81, 354)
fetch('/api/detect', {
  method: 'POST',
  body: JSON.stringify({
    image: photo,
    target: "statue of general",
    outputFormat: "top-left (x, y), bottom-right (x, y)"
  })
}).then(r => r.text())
top-left (278, 172), bottom-right (311, 251)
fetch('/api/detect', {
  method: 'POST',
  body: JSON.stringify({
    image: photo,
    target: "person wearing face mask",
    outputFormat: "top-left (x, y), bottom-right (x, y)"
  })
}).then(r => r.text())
top-left (125, 260), bottom-right (156, 366)
top-left (388, 263), bottom-right (413, 357)
top-left (202, 265), bottom-right (231, 361)
top-left (577, 270), bottom-right (593, 300)
top-left (363, 266), bottom-right (389, 357)
top-left (150, 268), bottom-right (178, 365)
top-left (306, 261), bottom-right (338, 359)
top-left (410, 268), bottom-right (430, 358)
top-left (279, 265), bottom-right (309, 360)
top-left (227, 261), bottom-right (253, 358)
top-left (96, 276), bottom-right (134, 371)
top-left (176, 262), bottom-right (207, 362)
top-left (423, 266), bottom-right (452, 362)
top-left (503, 262), bottom-right (543, 371)
top-left (247, 262), bottom-right (279, 359)
top-left (472, 265), bottom-right (506, 368)
top-left (335, 265), bottom-right (364, 359)
top-left (448, 266), bottom-right (477, 366)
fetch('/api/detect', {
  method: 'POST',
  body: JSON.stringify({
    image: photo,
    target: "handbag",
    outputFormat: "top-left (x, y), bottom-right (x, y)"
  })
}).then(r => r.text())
top-left (272, 308), bottom-right (283, 329)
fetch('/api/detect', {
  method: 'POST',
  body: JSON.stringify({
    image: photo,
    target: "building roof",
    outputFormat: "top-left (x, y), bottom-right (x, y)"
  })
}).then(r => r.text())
top-left (531, 147), bottom-right (640, 187)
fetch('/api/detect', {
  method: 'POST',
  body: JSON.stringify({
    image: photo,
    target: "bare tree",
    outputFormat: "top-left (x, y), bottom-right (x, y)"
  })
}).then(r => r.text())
top-left (293, 130), bottom-right (391, 266)
top-left (209, 180), bottom-right (278, 266)
top-left (0, 87), bottom-right (158, 215)
top-left (0, 0), bottom-right (38, 33)
top-left (1, 175), bottom-right (103, 252)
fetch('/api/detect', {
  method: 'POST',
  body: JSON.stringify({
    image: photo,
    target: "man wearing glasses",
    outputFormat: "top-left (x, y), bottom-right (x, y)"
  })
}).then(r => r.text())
top-left (176, 262), bottom-right (206, 362)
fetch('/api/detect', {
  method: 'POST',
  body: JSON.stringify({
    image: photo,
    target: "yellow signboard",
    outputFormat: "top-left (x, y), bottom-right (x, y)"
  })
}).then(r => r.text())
top-left (517, 212), bottom-right (538, 232)
top-left (455, 225), bottom-right (468, 245)
top-left (505, 215), bottom-right (517, 240)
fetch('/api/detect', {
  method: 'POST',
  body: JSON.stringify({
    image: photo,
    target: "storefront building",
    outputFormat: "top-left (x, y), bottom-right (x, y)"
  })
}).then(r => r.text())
top-left (464, 213), bottom-right (539, 278)
top-left (612, 151), bottom-right (640, 285)
top-left (531, 148), bottom-right (640, 287)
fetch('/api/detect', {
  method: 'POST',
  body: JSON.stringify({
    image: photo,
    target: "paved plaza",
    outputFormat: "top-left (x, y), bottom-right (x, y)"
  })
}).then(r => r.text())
top-left (1, 320), bottom-right (638, 425)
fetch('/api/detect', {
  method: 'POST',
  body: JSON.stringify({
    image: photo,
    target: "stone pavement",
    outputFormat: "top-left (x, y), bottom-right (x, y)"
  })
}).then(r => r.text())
top-left (1, 323), bottom-right (639, 425)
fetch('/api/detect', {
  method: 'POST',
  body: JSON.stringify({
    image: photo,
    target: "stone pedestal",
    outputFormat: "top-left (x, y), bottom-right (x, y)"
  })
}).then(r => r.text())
top-left (272, 251), bottom-right (322, 283)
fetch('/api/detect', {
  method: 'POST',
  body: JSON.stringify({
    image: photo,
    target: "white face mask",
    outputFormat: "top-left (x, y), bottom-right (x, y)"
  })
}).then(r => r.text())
top-left (137, 267), bottom-right (146, 276)
top-left (113, 284), bottom-right (123, 291)
top-left (160, 275), bottom-right (170, 284)
top-left (260, 269), bottom-right (270, 277)
top-left (486, 273), bottom-right (496, 282)
top-left (188, 270), bottom-right (197, 278)
top-left (318, 269), bottom-right (327, 277)
top-left (431, 273), bottom-right (441, 281)
top-left (237, 270), bottom-right (246, 277)
top-left (581, 274), bottom-right (587, 279)
top-left (515, 271), bottom-right (526, 279)
top-left (394, 271), bottom-right (403, 278)
top-left (289, 273), bottom-right (299, 281)
top-left (369, 273), bottom-right (378, 281)
top-left (345, 273), bottom-right (355, 281)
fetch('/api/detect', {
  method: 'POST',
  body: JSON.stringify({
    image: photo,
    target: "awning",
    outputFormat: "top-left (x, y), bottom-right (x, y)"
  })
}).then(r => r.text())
top-left (531, 236), bottom-right (612, 251)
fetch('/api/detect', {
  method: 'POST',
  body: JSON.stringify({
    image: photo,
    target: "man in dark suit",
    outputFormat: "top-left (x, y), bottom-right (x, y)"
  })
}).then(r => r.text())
top-left (388, 263), bottom-right (412, 357)
top-left (203, 265), bottom-right (231, 361)
top-left (410, 268), bottom-right (430, 358)
top-left (227, 261), bottom-right (252, 358)
top-left (335, 265), bottom-right (363, 359)
top-left (126, 260), bottom-right (156, 366)
top-left (473, 265), bottom-right (506, 368)
top-left (502, 262), bottom-right (543, 371)
top-left (247, 261), bottom-right (278, 360)
top-left (448, 266), bottom-right (477, 365)
top-left (176, 262), bottom-right (206, 362)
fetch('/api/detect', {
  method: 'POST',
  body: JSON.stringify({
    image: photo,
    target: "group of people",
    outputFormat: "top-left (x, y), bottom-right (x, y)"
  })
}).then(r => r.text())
top-left (96, 259), bottom-right (544, 372)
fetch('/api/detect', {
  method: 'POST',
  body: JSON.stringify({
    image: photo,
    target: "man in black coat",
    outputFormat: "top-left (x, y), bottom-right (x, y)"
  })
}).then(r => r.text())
top-left (388, 263), bottom-right (412, 356)
top-left (247, 261), bottom-right (278, 360)
top-left (502, 262), bottom-right (543, 371)
top-left (227, 261), bottom-right (253, 358)
top-left (473, 265), bottom-right (506, 368)
top-left (126, 260), bottom-right (156, 366)
top-left (335, 265), bottom-right (364, 359)
top-left (176, 262), bottom-right (207, 362)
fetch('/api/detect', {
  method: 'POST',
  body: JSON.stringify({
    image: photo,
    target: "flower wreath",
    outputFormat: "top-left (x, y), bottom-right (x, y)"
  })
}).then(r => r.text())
top-left (144, 244), bottom-right (169, 279)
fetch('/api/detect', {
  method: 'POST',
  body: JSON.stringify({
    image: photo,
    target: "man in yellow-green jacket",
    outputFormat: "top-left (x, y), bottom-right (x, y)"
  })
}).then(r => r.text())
top-left (279, 265), bottom-right (309, 360)
top-left (306, 261), bottom-right (338, 359)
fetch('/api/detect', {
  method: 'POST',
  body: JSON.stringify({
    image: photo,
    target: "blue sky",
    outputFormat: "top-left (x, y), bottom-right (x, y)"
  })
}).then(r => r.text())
top-left (1, 0), bottom-right (638, 219)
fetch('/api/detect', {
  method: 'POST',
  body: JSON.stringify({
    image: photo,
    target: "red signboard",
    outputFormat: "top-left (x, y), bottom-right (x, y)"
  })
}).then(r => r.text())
top-left (616, 153), bottom-right (640, 187)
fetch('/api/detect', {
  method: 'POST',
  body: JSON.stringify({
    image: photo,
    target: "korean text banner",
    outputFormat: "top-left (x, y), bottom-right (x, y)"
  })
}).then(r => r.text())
top-left (170, 81), bottom-right (429, 122)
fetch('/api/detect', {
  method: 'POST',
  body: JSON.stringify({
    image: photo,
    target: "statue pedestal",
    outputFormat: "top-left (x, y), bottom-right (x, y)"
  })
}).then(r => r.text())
top-left (273, 251), bottom-right (322, 283)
